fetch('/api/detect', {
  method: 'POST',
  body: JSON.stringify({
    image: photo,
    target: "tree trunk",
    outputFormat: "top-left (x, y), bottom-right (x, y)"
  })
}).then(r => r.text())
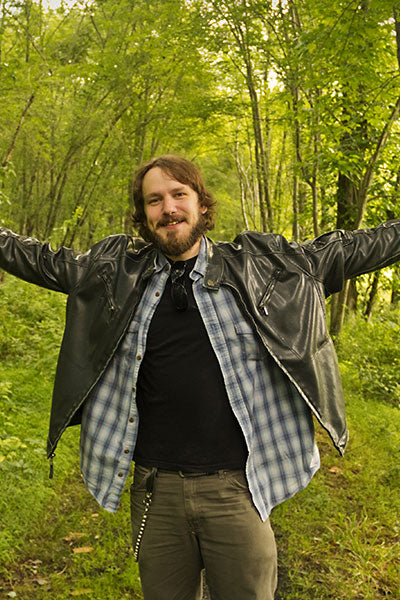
top-left (311, 128), bottom-right (320, 237)
top-left (273, 131), bottom-right (287, 232)
top-left (329, 166), bottom-right (360, 337)
top-left (212, 2), bottom-right (273, 232)
top-left (1, 94), bottom-right (35, 168)
top-left (292, 173), bottom-right (299, 242)
top-left (364, 271), bottom-right (380, 320)
top-left (331, 9), bottom-right (400, 336)
top-left (234, 140), bottom-right (250, 230)
top-left (391, 266), bottom-right (400, 305)
top-left (330, 282), bottom-right (350, 340)
top-left (246, 62), bottom-right (272, 232)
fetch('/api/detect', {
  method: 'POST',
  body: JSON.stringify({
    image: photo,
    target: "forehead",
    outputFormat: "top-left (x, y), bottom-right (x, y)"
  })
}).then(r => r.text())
top-left (142, 167), bottom-right (188, 196)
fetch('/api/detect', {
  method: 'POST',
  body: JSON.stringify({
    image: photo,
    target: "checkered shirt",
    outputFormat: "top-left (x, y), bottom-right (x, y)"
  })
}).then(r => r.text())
top-left (80, 238), bottom-right (320, 519)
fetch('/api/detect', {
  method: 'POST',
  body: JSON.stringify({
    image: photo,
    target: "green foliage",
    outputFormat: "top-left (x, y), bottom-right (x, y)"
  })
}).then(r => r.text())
top-left (337, 305), bottom-right (400, 408)
top-left (0, 276), bottom-right (140, 596)
top-left (273, 335), bottom-right (400, 598)
top-left (0, 275), bottom-right (65, 372)
top-left (0, 0), bottom-right (238, 244)
top-left (1, 0), bottom-right (400, 253)
top-left (0, 276), bottom-right (66, 548)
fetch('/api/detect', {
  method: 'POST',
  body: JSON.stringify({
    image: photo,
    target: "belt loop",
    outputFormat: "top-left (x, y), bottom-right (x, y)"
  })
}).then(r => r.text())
top-left (147, 467), bottom-right (157, 492)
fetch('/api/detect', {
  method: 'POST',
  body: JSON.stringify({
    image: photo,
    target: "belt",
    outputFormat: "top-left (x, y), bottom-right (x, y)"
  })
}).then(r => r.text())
top-left (157, 468), bottom-right (220, 478)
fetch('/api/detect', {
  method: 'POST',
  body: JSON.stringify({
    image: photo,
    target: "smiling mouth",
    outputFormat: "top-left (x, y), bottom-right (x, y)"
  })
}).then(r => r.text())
top-left (158, 219), bottom-right (185, 229)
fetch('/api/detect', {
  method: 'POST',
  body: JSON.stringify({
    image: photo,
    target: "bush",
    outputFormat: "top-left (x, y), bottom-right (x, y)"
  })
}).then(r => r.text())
top-left (337, 305), bottom-right (400, 407)
top-left (0, 275), bottom-right (65, 374)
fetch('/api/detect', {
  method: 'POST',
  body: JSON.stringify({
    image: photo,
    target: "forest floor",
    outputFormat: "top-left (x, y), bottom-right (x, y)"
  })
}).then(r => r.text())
top-left (1, 279), bottom-right (399, 599)
top-left (1, 419), bottom-right (399, 600)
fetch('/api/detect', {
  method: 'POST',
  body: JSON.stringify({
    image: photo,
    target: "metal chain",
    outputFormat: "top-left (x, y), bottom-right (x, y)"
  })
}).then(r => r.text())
top-left (133, 470), bottom-right (156, 562)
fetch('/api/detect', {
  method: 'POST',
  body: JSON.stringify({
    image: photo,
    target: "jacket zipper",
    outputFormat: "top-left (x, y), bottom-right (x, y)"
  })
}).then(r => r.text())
top-left (99, 270), bottom-right (117, 312)
top-left (258, 268), bottom-right (282, 315)
top-left (49, 452), bottom-right (55, 479)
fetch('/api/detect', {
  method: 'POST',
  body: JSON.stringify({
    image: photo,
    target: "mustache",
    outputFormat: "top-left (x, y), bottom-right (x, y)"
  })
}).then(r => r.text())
top-left (157, 216), bottom-right (186, 228)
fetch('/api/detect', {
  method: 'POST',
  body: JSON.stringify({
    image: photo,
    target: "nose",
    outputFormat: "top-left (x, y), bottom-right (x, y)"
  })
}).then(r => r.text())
top-left (161, 194), bottom-right (177, 214)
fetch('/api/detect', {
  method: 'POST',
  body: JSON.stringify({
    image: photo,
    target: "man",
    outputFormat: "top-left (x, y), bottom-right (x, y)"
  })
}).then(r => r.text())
top-left (0, 154), bottom-right (399, 600)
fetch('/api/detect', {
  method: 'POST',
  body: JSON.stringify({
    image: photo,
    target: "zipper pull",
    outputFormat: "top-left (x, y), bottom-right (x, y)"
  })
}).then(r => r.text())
top-left (263, 306), bottom-right (269, 316)
top-left (49, 452), bottom-right (56, 479)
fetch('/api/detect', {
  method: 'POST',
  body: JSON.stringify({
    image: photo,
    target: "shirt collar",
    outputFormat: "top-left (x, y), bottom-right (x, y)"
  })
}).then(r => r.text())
top-left (155, 250), bottom-right (169, 273)
top-left (192, 236), bottom-right (207, 279)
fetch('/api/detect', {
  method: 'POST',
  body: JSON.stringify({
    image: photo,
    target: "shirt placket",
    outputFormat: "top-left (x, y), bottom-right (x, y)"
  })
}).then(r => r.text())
top-left (116, 266), bottom-right (170, 482)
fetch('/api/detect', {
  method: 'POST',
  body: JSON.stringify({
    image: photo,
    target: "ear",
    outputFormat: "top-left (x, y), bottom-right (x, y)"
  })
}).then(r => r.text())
top-left (200, 204), bottom-right (208, 214)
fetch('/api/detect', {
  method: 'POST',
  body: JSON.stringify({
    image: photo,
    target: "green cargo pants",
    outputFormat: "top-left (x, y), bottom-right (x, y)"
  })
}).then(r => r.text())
top-left (130, 465), bottom-right (277, 600)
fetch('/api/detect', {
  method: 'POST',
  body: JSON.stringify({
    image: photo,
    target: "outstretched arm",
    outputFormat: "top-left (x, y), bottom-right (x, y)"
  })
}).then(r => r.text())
top-left (0, 227), bottom-right (93, 294)
top-left (303, 220), bottom-right (400, 296)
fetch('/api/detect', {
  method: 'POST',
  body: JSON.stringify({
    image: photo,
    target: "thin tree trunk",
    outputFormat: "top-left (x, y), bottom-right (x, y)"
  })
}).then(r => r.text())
top-left (234, 140), bottom-right (250, 230)
top-left (1, 94), bottom-right (35, 168)
top-left (273, 131), bottom-right (287, 231)
top-left (330, 281), bottom-right (350, 340)
top-left (391, 265), bottom-right (400, 305)
top-left (311, 125), bottom-right (321, 237)
top-left (364, 271), bottom-right (380, 320)
top-left (246, 63), bottom-right (272, 232)
top-left (292, 173), bottom-right (299, 242)
top-left (212, 2), bottom-right (272, 232)
top-left (330, 173), bottom-right (359, 337)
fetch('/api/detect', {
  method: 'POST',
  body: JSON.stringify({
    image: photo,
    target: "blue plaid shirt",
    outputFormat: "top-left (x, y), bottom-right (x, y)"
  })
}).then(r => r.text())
top-left (80, 238), bottom-right (320, 520)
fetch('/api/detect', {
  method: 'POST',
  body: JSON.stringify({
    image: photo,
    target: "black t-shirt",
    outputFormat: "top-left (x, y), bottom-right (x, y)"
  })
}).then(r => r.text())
top-left (133, 256), bottom-right (248, 471)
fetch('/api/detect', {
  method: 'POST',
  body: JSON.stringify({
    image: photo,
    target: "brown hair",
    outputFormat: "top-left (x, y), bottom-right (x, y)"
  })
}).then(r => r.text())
top-left (132, 154), bottom-right (216, 239)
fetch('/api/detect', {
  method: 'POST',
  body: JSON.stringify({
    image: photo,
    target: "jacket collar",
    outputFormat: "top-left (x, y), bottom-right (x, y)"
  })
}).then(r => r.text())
top-left (136, 236), bottom-right (224, 289)
top-left (203, 237), bottom-right (223, 290)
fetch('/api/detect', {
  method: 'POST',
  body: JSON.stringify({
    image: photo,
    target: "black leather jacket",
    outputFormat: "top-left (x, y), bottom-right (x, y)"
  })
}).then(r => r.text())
top-left (1, 221), bottom-right (400, 462)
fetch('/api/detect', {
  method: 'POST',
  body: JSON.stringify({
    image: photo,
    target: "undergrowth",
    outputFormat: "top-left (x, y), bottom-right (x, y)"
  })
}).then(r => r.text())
top-left (0, 276), bottom-right (399, 599)
top-left (337, 305), bottom-right (400, 408)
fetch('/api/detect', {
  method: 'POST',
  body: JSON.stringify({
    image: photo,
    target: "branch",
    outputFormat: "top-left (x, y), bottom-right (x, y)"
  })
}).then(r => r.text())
top-left (357, 93), bottom-right (400, 227)
top-left (356, 10), bottom-right (400, 226)
top-left (1, 93), bottom-right (35, 168)
top-left (90, 14), bottom-right (105, 48)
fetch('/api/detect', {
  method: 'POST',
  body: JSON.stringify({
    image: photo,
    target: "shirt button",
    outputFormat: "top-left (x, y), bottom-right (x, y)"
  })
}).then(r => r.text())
top-left (118, 472), bottom-right (123, 477)
top-left (136, 355), bottom-right (141, 361)
top-left (124, 449), bottom-right (129, 454)
top-left (155, 292), bottom-right (160, 297)
top-left (132, 386), bottom-right (136, 392)
top-left (129, 417), bottom-right (135, 423)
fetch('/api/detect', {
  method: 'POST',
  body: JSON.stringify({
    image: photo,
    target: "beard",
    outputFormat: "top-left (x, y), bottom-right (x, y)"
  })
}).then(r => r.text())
top-left (144, 213), bottom-right (208, 258)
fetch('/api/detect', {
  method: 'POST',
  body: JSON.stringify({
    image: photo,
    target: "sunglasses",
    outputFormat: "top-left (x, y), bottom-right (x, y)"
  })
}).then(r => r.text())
top-left (170, 263), bottom-right (189, 311)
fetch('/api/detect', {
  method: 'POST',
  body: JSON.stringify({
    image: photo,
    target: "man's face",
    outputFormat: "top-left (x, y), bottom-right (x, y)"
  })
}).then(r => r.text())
top-left (142, 166), bottom-right (208, 261)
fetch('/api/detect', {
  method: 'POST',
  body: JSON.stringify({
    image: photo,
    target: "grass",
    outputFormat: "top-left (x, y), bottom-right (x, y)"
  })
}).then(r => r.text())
top-left (0, 277), bottom-right (399, 599)
top-left (273, 402), bottom-right (400, 599)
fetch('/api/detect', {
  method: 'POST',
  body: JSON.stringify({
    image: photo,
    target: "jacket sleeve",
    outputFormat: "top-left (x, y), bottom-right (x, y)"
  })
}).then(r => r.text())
top-left (303, 220), bottom-right (400, 296)
top-left (0, 227), bottom-right (94, 294)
